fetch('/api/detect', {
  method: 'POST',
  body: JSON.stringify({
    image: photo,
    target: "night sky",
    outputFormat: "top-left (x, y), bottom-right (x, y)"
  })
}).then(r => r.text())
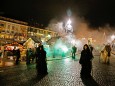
top-left (0, 0), bottom-right (115, 28)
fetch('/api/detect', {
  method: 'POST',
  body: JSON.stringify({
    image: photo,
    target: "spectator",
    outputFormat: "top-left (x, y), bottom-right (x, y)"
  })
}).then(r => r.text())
top-left (79, 44), bottom-right (93, 78)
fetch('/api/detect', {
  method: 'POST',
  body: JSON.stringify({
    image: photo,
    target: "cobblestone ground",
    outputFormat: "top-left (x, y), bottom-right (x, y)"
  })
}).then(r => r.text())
top-left (0, 54), bottom-right (115, 86)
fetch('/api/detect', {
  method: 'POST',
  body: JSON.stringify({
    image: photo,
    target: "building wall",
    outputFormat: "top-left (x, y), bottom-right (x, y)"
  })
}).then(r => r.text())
top-left (0, 16), bottom-right (58, 45)
top-left (28, 27), bottom-right (58, 42)
top-left (0, 20), bottom-right (28, 45)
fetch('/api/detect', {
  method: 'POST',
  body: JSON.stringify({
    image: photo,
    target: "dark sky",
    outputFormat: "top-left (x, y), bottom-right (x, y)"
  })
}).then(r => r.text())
top-left (0, 0), bottom-right (115, 27)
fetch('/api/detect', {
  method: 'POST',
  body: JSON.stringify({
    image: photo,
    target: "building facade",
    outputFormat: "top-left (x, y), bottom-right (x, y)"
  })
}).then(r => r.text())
top-left (28, 26), bottom-right (58, 43)
top-left (0, 16), bottom-right (28, 45)
top-left (0, 16), bottom-right (58, 45)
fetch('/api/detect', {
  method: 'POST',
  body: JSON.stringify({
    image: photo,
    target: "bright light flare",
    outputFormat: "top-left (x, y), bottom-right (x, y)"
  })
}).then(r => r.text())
top-left (47, 34), bottom-right (51, 38)
top-left (67, 19), bottom-right (72, 29)
top-left (68, 24), bottom-right (72, 28)
top-left (61, 45), bottom-right (68, 53)
top-left (67, 19), bottom-right (71, 24)
top-left (111, 35), bottom-right (115, 40)
top-left (65, 18), bottom-right (73, 33)
top-left (71, 39), bottom-right (76, 45)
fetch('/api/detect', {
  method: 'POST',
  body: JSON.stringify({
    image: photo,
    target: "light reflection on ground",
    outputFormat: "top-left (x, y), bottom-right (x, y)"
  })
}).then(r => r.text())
top-left (0, 61), bottom-right (14, 67)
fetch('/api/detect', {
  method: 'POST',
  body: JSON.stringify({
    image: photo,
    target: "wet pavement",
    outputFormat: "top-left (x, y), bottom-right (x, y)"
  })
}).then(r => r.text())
top-left (0, 53), bottom-right (115, 86)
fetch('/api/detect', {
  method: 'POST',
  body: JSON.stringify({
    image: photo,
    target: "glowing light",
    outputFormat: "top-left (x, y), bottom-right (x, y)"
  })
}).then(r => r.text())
top-left (61, 45), bottom-right (68, 53)
top-left (111, 35), bottom-right (115, 40)
top-left (82, 38), bottom-right (86, 40)
top-left (41, 38), bottom-right (45, 43)
top-left (47, 34), bottom-right (51, 38)
top-left (65, 19), bottom-right (73, 33)
top-left (64, 58), bottom-right (70, 63)
top-left (67, 19), bottom-right (71, 25)
top-left (67, 24), bottom-right (72, 29)
top-left (71, 39), bottom-right (76, 45)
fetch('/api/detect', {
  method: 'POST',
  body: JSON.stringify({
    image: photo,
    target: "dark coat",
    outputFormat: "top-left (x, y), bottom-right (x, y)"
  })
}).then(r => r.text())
top-left (79, 50), bottom-right (93, 65)
top-left (79, 49), bottom-right (93, 77)
top-left (72, 46), bottom-right (77, 53)
top-left (13, 49), bottom-right (20, 57)
top-left (36, 46), bottom-right (47, 75)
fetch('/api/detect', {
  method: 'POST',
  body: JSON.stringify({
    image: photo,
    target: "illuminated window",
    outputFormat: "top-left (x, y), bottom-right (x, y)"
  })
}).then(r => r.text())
top-left (12, 26), bottom-right (15, 30)
top-left (33, 29), bottom-right (37, 33)
top-left (37, 30), bottom-right (40, 33)
top-left (8, 25), bottom-right (10, 29)
top-left (11, 31), bottom-right (14, 33)
top-left (0, 23), bottom-right (5, 27)
top-left (44, 31), bottom-right (47, 35)
top-left (39, 30), bottom-right (43, 34)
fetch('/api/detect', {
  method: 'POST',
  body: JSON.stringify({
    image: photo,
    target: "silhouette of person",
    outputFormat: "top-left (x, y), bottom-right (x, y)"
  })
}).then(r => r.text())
top-left (105, 44), bottom-right (111, 64)
top-left (13, 47), bottom-right (20, 65)
top-left (26, 48), bottom-right (32, 65)
top-left (72, 45), bottom-right (77, 60)
top-left (36, 45), bottom-right (48, 75)
top-left (79, 44), bottom-right (93, 78)
top-left (15, 49), bottom-right (20, 64)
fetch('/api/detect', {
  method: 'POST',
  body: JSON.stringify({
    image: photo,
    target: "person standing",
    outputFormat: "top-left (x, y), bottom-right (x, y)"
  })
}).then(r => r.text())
top-left (13, 47), bottom-right (20, 64)
top-left (89, 45), bottom-right (94, 59)
top-left (15, 48), bottom-right (20, 65)
top-left (100, 46), bottom-right (108, 64)
top-left (105, 44), bottom-right (111, 64)
top-left (89, 45), bottom-right (94, 53)
top-left (13, 46), bottom-right (17, 61)
top-left (26, 48), bottom-right (32, 65)
top-left (36, 45), bottom-right (48, 75)
top-left (79, 44), bottom-right (93, 78)
top-left (31, 48), bottom-right (36, 63)
top-left (72, 45), bottom-right (77, 60)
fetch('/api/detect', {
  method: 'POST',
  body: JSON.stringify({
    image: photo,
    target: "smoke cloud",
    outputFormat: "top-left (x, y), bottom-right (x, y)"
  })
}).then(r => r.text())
top-left (47, 16), bottom-right (115, 45)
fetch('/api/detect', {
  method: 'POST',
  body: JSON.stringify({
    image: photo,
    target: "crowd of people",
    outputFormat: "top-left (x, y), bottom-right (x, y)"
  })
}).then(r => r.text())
top-left (25, 43), bottom-right (48, 75)
top-left (0, 43), bottom-right (48, 75)
top-left (72, 43), bottom-right (112, 78)
top-left (0, 42), bottom-right (113, 79)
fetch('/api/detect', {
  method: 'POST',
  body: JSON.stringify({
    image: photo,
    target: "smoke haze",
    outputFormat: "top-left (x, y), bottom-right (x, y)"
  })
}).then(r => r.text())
top-left (47, 16), bottom-right (115, 45)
